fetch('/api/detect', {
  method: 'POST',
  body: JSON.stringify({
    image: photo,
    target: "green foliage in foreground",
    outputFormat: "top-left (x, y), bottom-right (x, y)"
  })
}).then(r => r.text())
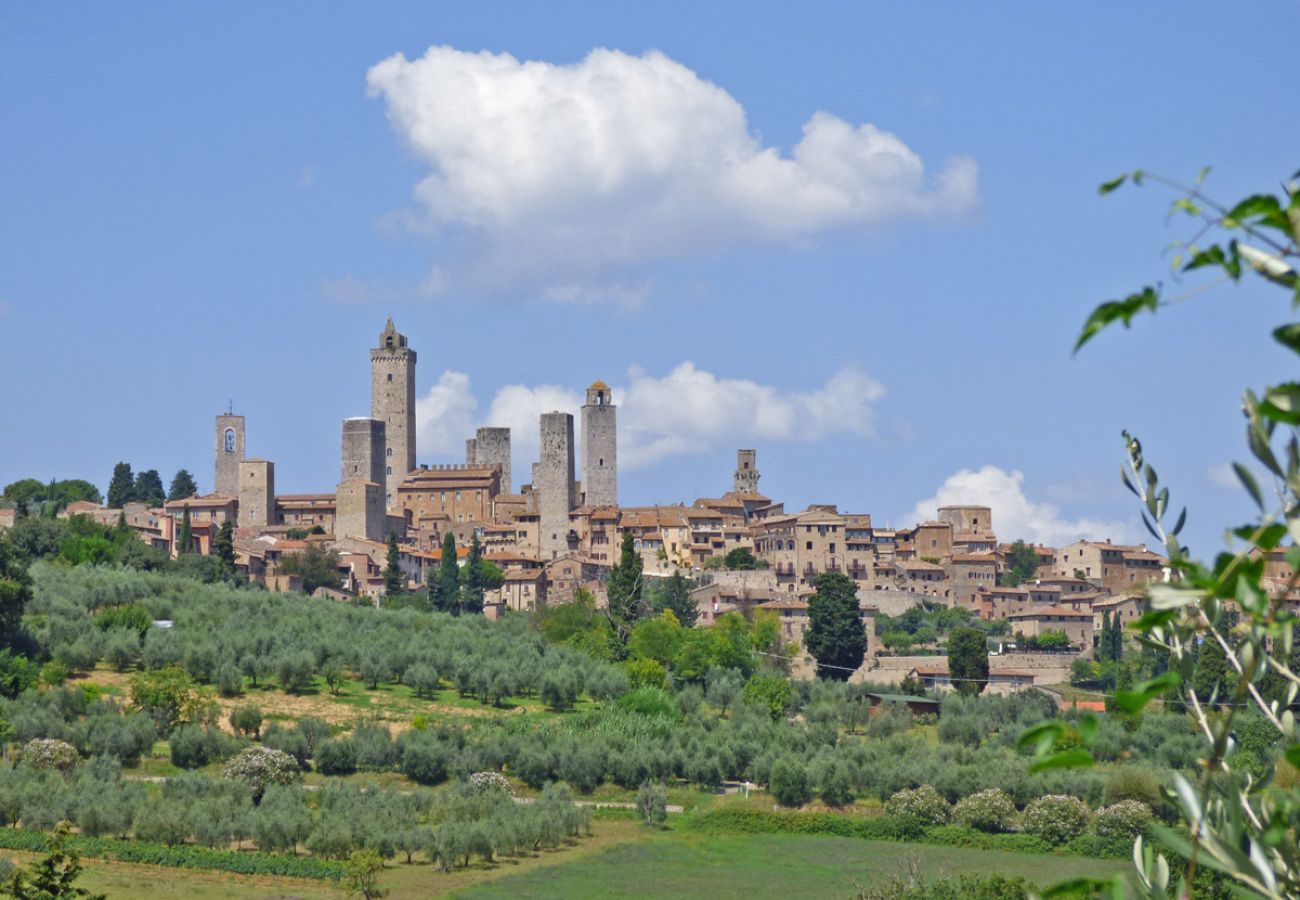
top-left (0, 828), bottom-right (348, 881)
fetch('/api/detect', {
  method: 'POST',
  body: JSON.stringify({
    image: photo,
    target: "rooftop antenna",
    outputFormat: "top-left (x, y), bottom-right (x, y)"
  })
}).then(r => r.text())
top-left (227, 400), bottom-right (233, 415)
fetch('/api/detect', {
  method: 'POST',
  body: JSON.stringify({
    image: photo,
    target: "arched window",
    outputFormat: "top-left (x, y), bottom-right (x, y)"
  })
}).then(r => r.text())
top-left (224, 428), bottom-right (235, 453)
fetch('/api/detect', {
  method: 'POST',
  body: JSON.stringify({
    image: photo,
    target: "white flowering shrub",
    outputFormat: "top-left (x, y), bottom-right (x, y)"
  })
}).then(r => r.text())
top-left (1023, 794), bottom-right (1092, 845)
top-left (885, 785), bottom-right (950, 825)
top-left (468, 771), bottom-right (513, 795)
top-left (222, 745), bottom-right (299, 801)
top-left (953, 788), bottom-right (1017, 833)
top-left (20, 739), bottom-right (80, 774)
top-left (1093, 800), bottom-right (1153, 839)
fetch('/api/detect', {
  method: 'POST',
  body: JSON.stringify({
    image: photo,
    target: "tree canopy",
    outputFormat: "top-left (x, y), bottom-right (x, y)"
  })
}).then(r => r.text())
top-left (804, 571), bottom-right (865, 680)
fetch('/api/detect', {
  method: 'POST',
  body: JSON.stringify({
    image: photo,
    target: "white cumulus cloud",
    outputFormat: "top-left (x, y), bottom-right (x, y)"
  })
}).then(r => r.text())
top-left (365, 46), bottom-right (978, 297)
top-left (414, 363), bottom-right (885, 484)
top-left (905, 465), bottom-right (1139, 547)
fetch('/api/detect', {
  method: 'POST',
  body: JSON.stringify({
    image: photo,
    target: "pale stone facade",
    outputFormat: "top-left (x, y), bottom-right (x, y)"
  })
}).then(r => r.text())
top-left (237, 459), bottom-right (275, 528)
top-left (341, 417), bottom-right (386, 487)
top-left (336, 480), bottom-right (384, 542)
top-left (466, 427), bottom-right (512, 494)
top-left (734, 449), bottom-right (760, 494)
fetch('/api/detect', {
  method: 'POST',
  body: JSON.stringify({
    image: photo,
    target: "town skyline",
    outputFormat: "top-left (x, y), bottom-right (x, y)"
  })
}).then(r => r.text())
top-left (3, 3), bottom-right (1297, 556)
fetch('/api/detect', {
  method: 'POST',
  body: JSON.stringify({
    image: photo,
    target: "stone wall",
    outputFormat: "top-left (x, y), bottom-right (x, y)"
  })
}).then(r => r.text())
top-left (370, 321), bottom-right (416, 508)
top-left (214, 414), bottom-right (244, 497)
top-left (237, 459), bottom-right (274, 528)
top-left (536, 412), bottom-right (575, 559)
top-left (472, 427), bottom-right (512, 494)
top-left (341, 417), bottom-right (385, 487)
top-left (581, 391), bottom-right (616, 508)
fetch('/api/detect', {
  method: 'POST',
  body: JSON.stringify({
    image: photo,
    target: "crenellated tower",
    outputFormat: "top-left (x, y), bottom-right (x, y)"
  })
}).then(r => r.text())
top-left (370, 318), bottom-right (416, 509)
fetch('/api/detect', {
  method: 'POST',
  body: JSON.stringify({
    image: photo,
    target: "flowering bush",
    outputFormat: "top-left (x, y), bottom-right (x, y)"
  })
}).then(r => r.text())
top-left (885, 785), bottom-right (950, 825)
top-left (1023, 794), bottom-right (1092, 845)
top-left (20, 739), bottom-right (80, 774)
top-left (222, 746), bottom-right (299, 801)
top-left (953, 788), bottom-right (1017, 833)
top-left (468, 771), bottom-right (513, 796)
top-left (1093, 800), bottom-right (1152, 839)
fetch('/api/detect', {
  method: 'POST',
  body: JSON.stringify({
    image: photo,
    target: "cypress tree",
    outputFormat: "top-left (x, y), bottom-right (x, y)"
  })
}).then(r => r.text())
top-left (1108, 611), bottom-right (1125, 661)
top-left (947, 626), bottom-right (990, 696)
top-left (607, 531), bottom-right (644, 638)
top-left (460, 533), bottom-right (484, 616)
top-left (133, 469), bottom-right (166, 507)
top-left (176, 507), bottom-right (193, 555)
top-left (107, 462), bottom-right (135, 509)
top-left (383, 532), bottom-right (405, 596)
top-left (214, 520), bottom-right (235, 574)
top-left (435, 532), bottom-right (459, 614)
top-left (1098, 611), bottom-right (1112, 661)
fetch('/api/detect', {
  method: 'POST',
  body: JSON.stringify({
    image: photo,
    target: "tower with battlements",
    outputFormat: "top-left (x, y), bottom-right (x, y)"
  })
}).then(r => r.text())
top-left (734, 449), bottom-right (760, 494)
top-left (466, 426), bottom-right (512, 493)
top-left (581, 380), bottom-right (617, 508)
top-left (370, 318), bottom-right (416, 509)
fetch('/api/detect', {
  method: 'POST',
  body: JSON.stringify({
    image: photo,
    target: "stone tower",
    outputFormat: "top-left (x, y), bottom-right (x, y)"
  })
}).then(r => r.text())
top-left (467, 427), bottom-right (512, 493)
top-left (581, 380), bottom-right (617, 508)
top-left (734, 449), bottom-right (760, 494)
top-left (237, 459), bottom-right (275, 529)
top-left (336, 479), bottom-right (385, 542)
top-left (341, 417), bottom-right (386, 487)
top-left (536, 412), bottom-right (576, 559)
top-left (215, 411), bottom-right (245, 496)
top-left (370, 318), bottom-right (416, 509)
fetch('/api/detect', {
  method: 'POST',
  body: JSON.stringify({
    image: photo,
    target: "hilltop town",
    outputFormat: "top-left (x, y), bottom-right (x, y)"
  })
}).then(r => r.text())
top-left (14, 318), bottom-right (1289, 694)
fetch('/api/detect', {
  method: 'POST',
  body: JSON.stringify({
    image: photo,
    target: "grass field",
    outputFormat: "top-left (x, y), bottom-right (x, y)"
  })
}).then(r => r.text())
top-left (451, 830), bottom-right (1131, 899)
top-left (3, 822), bottom-right (1132, 899)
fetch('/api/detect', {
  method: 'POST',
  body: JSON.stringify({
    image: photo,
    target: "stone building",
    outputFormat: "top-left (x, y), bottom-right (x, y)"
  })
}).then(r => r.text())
top-left (536, 412), bottom-right (576, 559)
top-left (734, 449), bottom-right (760, 494)
top-left (754, 506), bottom-right (875, 593)
top-left (394, 464), bottom-right (501, 528)
top-left (937, 505), bottom-right (993, 536)
top-left (370, 318), bottom-right (416, 509)
top-left (237, 459), bottom-right (275, 529)
top-left (1054, 540), bottom-right (1165, 593)
top-left (214, 411), bottom-right (245, 497)
top-left (466, 426), bottom-right (512, 493)
top-left (341, 417), bottom-right (386, 486)
top-left (581, 381), bottom-right (617, 508)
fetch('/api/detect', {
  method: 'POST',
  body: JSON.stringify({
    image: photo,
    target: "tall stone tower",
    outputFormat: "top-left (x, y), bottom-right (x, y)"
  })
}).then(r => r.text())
top-left (341, 417), bottom-right (386, 487)
top-left (734, 449), bottom-right (760, 494)
top-left (215, 410), bottom-right (245, 496)
top-left (237, 459), bottom-right (275, 529)
top-left (467, 427), bottom-right (512, 493)
top-left (370, 318), bottom-right (416, 509)
top-left (581, 380), bottom-right (617, 508)
top-left (336, 479), bottom-right (385, 542)
top-left (536, 412), bottom-right (576, 559)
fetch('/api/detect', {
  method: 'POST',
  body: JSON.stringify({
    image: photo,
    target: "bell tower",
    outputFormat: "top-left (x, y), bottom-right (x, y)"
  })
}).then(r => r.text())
top-left (581, 380), bottom-right (617, 508)
top-left (370, 318), bottom-right (417, 509)
top-left (215, 405), bottom-right (244, 496)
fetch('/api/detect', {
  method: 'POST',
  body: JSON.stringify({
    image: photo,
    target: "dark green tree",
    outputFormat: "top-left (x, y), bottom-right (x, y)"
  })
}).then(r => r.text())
top-left (1260, 624), bottom-right (1300, 708)
top-left (278, 546), bottom-right (342, 594)
top-left (947, 626), bottom-right (989, 696)
top-left (606, 531), bottom-right (644, 639)
top-left (1192, 633), bottom-right (1230, 702)
top-left (433, 532), bottom-right (459, 614)
top-left (999, 540), bottom-right (1041, 586)
top-left (132, 469), bottom-right (165, 507)
top-left (214, 520), bottom-right (235, 574)
top-left (0, 533), bottom-right (32, 644)
top-left (804, 571), bottom-right (865, 681)
top-left (383, 532), bottom-right (405, 596)
top-left (167, 469), bottom-right (198, 501)
top-left (723, 547), bottom-right (758, 570)
top-left (459, 533), bottom-right (484, 616)
top-left (1098, 611), bottom-right (1114, 661)
top-left (106, 462), bottom-right (135, 508)
top-left (175, 507), bottom-right (193, 555)
top-left (1107, 611), bottom-right (1125, 662)
top-left (652, 570), bottom-right (697, 627)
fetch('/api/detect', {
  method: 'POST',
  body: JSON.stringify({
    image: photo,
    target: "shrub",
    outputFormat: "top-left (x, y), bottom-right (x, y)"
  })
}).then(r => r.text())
top-left (769, 757), bottom-right (811, 808)
top-left (953, 788), bottom-right (1016, 833)
top-left (400, 734), bottom-right (449, 786)
top-left (1104, 766), bottom-right (1164, 811)
top-left (20, 738), bottom-right (80, 774)
top-left (817, 760), bottom-right (855, 808)
top-left (215, 662), bottom-right (243, 698)
top-left (222, 746), bottom-right (299, 802)
top-left (744, 673), bottom-right (793, 720)
top-left (1022, 794), bottom-right (1091, 845)
top-left (228, 705), bottom-right (262, 740)
top-left (636, 781), bottom-right (668, 827)
top-left (168, 726), bottom-right (231, 769)
top-left (1093, 800), bottom-right (1152, 839)
top-left (886, 785), bottom-right (950, 825)
top-left (468, 771), bottom-right (512, 795)
top-left (314, 738), bottom-right (357, 776)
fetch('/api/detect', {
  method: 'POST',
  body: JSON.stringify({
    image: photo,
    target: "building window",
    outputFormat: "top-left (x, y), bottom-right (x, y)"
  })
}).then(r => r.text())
top-left (224, 428), bottom-right (235, 452)
top-left (387, 373), bottom-right (393, 382)
top-left (386, 466), bottom-right (392, 475)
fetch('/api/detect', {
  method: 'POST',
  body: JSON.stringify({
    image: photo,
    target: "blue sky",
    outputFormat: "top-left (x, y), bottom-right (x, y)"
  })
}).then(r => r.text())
top-left (2, 2), bottom-right (1296, 554)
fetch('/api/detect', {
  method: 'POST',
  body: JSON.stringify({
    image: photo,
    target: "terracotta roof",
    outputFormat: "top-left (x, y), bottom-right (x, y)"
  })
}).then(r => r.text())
top-left (588, 379), bottom-right (610, 391)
